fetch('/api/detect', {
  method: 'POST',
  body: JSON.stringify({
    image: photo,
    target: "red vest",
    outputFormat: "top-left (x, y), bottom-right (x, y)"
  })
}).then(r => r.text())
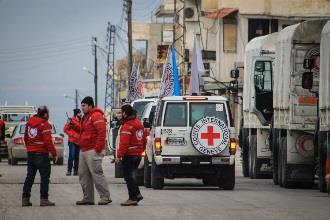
top-left (117, 115), bottom-right (146, 158)
top-left (63, 117), bottom-right (80, 144)
top-left (24, 115), bottom-right (57, 157)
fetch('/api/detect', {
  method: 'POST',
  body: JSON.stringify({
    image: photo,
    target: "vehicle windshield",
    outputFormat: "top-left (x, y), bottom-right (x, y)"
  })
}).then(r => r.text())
top-left (190, 102), bottom-right (228, 126)
top-left (19, 124), bottom-right (56, 134)
top-left (2, 113), bottom-right (32, 122)
top-left (132, 101), bottom-right (152, 119)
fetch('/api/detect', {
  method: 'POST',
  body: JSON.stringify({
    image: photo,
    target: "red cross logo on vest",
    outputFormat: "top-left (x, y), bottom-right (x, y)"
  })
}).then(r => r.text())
top-left (201, 126), bottom-right (221, 146)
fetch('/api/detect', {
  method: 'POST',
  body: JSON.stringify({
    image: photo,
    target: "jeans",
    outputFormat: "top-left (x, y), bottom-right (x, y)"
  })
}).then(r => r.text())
top-left (122, 156), bottom-right (141, 200)
top-left (22, 153), bottom-right (51, 199)
top-left (67, 142), bottom-right (80, 173)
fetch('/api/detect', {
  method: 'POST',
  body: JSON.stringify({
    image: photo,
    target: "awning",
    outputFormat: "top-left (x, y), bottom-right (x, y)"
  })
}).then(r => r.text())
top-left (206, 8), bottom-right (238, 19)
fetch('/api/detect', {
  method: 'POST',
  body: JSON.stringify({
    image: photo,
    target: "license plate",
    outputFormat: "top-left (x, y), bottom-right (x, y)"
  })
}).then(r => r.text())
top-left (166, 137), bottom-right (185, 146)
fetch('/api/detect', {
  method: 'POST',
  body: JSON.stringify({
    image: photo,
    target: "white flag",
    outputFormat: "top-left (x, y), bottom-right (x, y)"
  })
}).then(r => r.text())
top-left (189, 37), bottom-right (205, 95)
top-left (159, 48), bottom-right (174, 98)
top-left (126, 63), bottom-right (144, 103)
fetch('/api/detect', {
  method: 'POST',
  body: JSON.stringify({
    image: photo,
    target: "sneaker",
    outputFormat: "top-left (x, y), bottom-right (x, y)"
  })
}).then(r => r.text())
top-left (66, 172), bottom-right (71, 176)
top-left (120, 199), bottom-right (138, 206)
top-left (98, 198), bottom-right (112, 205)
top-left (76, 200), bottom-right (95, 205)
top-left (137, 194), bottom-right (143, 202)
top-left (40, 199), bottom-right (55, 206)
top-left (22, 197), bottom-right (32, 207)
top-left (73, 171), bottom-right (78, 176)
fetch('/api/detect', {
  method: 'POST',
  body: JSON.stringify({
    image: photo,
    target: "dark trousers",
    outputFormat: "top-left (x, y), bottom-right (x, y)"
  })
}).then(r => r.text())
top-left (122, 156), bottom-right (141, 200)
top-left (67, 142), bottom-right (80, 173)
top-left (22, 153), bottom-right (51, 199)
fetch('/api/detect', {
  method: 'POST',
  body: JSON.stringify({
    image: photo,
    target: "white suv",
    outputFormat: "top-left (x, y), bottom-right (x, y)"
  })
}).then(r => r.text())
top-left (144, 96), bottom-right (237, 190)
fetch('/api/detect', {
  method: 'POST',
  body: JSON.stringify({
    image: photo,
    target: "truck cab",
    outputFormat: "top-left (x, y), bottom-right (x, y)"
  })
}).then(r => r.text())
top-left (144, 96), bottom-right (236, 190)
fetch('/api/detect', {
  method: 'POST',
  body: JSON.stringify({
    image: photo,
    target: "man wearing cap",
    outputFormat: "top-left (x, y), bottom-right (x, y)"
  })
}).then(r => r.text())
top-left (22, 106), bottom-right (57, 207)
top-left (63, 109), bottom-right (82, 176)
top-left (75, 96), bottom-right (111, 205)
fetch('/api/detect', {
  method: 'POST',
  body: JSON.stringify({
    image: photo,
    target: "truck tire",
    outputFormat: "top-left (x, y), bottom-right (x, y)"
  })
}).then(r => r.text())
top-left (280, 137), bottom-right (296, 188)
top-left (318, 131), bottom-right (327, 193)
top-left (249, 135), bottom-right (257, 179)
top-left (218, 164), bottom-right (235, 190)
top-left (202, 176), bottom-right (217, 186)
top-left (144, 156), bottom-right (151, 188)
top-left (241, 128), bottom-right (250, 177)
top-left (115, 161), bottom-right (124, 178)
top-left (151, 157), bottom-right (164, 189)
top-left (272, 129), bottom-right (279, 185)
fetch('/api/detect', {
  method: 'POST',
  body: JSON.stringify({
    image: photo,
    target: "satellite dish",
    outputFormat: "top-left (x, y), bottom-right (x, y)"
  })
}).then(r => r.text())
top-left (184, 8), bottom-right (195, 19)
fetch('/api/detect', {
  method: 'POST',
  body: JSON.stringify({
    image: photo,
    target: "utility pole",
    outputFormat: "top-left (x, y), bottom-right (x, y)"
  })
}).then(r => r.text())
top-left (105, 22), bottom-right (116, 115)
top-left (127, 0), bottom-right (133, 76)
top-left (92, 37), bottom-right (98, 106)
top-left (75, 89), bottom-right (78, 109)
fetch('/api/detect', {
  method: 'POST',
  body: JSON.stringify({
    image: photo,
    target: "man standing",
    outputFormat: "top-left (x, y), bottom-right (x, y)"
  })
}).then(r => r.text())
top-left (22, 106), bottom-right (57, 207)
top-left (326, 155), bottom-right (330, 192)
top-left (116, 105), bottom-right (146, 206)
top-left (76, 96), bottom-right (111, 205)
top-left (63, 109), bottom-right (81, 176)
top-left (0, 116), bottom-right (5, 143)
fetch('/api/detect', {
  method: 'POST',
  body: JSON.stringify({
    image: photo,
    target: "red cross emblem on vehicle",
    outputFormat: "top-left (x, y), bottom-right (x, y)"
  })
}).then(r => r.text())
top-left (201, 126), bottom-right (221, 146)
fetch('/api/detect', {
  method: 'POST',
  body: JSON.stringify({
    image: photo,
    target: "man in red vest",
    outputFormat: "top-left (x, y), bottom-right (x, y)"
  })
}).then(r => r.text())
top-left (63, 108), bottom-right (81, 176)
top-left (22, 106), bottom-right (57, 207)
top-left (76, 96), bottom-right (111, 206)
top-left (0, 116), bottom-right (5, 143)
top-left (116, 104), bottom-right (146, 206)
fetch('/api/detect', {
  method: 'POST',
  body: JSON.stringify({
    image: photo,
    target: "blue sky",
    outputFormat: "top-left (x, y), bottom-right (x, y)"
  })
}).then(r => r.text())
top-left (0, 0), bottom-right (163, 130)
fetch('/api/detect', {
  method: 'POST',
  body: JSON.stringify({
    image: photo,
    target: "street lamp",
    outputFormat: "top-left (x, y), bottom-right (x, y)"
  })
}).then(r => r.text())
top-left (82, 66), bottom-right (98, 106)
top-left (63, 89), bottom-right (79, 109)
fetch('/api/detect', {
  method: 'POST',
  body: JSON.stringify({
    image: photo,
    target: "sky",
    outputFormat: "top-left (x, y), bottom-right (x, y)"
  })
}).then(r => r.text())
top-left (0, 0), bottom-right (163, 131)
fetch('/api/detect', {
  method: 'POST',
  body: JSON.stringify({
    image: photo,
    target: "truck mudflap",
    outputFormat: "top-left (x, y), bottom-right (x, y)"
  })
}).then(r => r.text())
top-left (285, 164), bottom-right (314, 183)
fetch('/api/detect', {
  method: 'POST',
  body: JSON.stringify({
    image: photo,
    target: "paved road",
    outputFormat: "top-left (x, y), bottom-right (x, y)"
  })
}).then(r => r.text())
top-left (0, 156), bottom-right (329, 220)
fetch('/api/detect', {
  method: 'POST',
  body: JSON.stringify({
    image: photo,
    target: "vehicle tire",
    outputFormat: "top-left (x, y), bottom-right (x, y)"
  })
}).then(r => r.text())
top-left (280, 136), bottom-right (296, 188)
top-left (56, 158), bottom-right (64, 165)
top-left (133, 170), bottom-right (144, 186)
top-left (115, 161), bottom-right (124, 178)
top-left (202, 176), bottom-right (217, 186)
top-left (318, 131), bottom-right (327, 193)
top-left (278, 137), bottom-right (283, 187)
top-left (144, 156), bottom-right (151, 188)
top-left (218, 164), bottom-right (235, 190)
top-left (249, 135), bottom-right (257, 179)
top-left (241, 128), bottom-right (250, 178)
top-left (272, 129), bottom-right (279, 185)
top-left (11, 157), bottom-right (18, 165)
top-left (151, 157), bottom-right (164, 189)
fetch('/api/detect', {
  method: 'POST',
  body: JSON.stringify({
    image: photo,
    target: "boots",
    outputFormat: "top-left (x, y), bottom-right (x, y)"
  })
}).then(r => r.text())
top-left (120, 199), bottom-right (138, 206)
top-left (22, 197), bottom-right (32, 207)
top-left (66, 171), bottom-right (71, 176)
top-left (40, 199), bottom-right (55, 206)
top-left (98, 198), bottom-right (112, 205)
top-left (76, 200), bottom-right (95, 205)
top-left (137, 194), bottom-right (143, 202)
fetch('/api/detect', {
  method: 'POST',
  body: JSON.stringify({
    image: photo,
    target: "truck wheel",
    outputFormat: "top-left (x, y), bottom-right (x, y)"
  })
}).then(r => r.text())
top-left (144, 156), bottom-right (151, 188)
top-left (202, 176), bottom-right (217, 186)
top-left (242, 128), bottom-right (250, 177)
top-left (218, 164), bottom-right (235, 190)
top-left (318, 131), bottom-right (327, 192)
top-left (272, 129), bottom-right (279, 185)
top-left (249, 135), bottom-right (257, 179)
top-left (151, 157), bottom-right (164, 189)
top-left (115, 161), bottom-right (124, 178)
top-left (280, 137), bottom-right (296, 188)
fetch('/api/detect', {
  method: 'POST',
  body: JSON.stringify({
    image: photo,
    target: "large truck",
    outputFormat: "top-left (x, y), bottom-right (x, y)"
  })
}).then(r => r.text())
top-left (271, 20), bottom-right (328, 188)
top-left (311, 20), bottom-right (330, 193)
top-left (239, 33), bottom-right (278, 179)
top-left (0, 105), bottom-right (35, 160)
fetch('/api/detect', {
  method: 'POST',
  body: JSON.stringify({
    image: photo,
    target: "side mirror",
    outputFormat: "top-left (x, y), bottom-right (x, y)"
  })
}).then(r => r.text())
top-left (229, 80), bottom-right (238, 93)
top-left (143, 118), bottom-right (151, 128)
top-left (303, 59), bottom-right (314, 70)
top-left (302, 72), bottom-right (313, 90)
top-left (5, 134), bottom-right (11, 138)
top-left (230, 69), bottom-right (239, 79)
